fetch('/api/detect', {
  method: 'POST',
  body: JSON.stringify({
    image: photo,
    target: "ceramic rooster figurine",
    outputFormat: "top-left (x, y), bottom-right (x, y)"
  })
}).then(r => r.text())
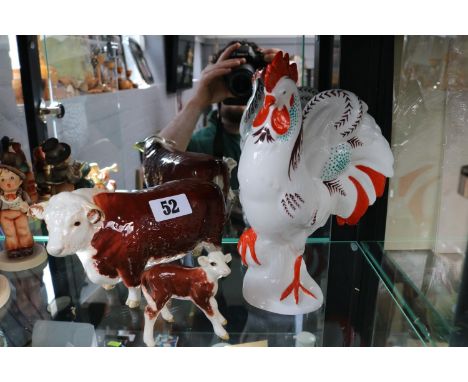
top-left (237, 52), bottom-right (394, 315)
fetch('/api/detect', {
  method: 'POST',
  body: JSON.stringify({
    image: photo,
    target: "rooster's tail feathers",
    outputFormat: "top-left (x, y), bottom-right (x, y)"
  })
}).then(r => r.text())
top-left (328, 113), bottom-right (393, 225)
top-left (300, 90), bottom-right (394, 226)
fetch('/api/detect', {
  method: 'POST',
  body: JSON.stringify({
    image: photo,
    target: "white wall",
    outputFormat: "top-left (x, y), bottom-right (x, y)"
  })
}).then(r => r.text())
top-left (0, 35), bottom-right (30, 161)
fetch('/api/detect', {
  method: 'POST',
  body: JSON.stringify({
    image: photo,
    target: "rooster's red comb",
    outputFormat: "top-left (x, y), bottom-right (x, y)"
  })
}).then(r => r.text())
top-left (264, 52), bottom-right (298, 92)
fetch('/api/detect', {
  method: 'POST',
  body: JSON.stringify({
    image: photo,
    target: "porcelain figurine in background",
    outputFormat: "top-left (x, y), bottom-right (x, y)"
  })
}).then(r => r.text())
top-left (86, 162), bottom-right (118, 192)
top-left (141, 251), bottom-right (232, 346)
top-left (0, 164), bottom-right (34, 258)
top-left (237, 52), bottom-right (394, 315)
top-left (30, 178), bottom-right (226, 308)
top-left (136, 135), bottom-right (237, 202)
top-left (1, 136), bottom-right (38, 203)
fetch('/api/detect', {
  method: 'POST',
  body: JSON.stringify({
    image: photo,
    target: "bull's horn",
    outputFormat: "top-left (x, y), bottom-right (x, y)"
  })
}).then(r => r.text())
top-left (133, 140), bottom-right (145, 152)
top-left (223, 157), bottom-right (238, 172)
top-left (29, 202), bottom-right (48, 220)
top-left (151, 135), bottom-right (177, 148)
top-left (224, 253), bottom-right (232, 263)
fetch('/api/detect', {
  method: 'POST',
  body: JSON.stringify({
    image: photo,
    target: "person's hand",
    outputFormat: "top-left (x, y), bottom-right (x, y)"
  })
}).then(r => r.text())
top-left (260, 48), bottom-right (282, 64)
top-left (192, 42), bottom-right (246, 109)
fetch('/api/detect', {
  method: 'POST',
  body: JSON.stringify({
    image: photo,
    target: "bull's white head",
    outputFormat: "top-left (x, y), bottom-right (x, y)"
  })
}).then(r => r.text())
top-left (198, 251), bottom-right (232, 280)
top-left (30, 191), bottom-right (104, 257)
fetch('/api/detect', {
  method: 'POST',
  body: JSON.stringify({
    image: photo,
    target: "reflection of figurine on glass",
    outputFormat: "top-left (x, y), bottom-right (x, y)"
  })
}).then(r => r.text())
top-left (0, 273), bottom-right (10, 309)
top-left (33, 138), bottom-right (93, 199)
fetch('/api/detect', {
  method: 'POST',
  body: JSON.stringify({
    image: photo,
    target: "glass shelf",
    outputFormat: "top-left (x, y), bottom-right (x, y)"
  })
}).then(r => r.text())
top-left (360, 241), bottom-right (457, 346)
top-left (0, 239), bottom-right (424, 347)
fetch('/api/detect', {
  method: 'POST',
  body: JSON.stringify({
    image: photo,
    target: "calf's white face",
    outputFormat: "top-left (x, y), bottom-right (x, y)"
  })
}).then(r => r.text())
top-left (198, 251), bottom-right (232, 278)
top-left (30, 192), bottom-right (103, 257)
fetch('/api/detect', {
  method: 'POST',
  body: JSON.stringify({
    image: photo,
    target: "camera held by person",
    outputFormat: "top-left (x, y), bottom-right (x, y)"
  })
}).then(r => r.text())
top-left (224, 43), bottom-right (266, 105)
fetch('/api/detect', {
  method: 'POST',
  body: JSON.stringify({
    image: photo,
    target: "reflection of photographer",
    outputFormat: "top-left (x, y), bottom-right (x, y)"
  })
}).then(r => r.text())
top-left (158, 41), bottom-right (280, 190)
top-left (223, 43), bottom-right (266, 105)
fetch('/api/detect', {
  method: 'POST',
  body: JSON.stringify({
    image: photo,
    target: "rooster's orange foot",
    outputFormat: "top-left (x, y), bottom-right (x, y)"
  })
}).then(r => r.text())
top-left (237, 228), bottom-right (260, 266)
top-left (280, 256), bottom-right (317, 304)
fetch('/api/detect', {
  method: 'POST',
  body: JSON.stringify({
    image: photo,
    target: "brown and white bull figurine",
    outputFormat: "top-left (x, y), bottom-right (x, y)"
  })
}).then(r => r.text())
top-left (141, 251), bottom-right (232, 346)
top-left (30, 179), bottom-right (226, 308)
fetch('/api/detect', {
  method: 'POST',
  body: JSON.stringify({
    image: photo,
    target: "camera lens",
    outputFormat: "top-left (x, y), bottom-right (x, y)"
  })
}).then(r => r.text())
top-left (226, 64), bottom-right (254, 98)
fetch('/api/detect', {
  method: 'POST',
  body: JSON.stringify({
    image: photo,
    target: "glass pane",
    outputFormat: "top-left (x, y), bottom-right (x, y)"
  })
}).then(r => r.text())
top-left (1, 36), bottom-right (30, 154)
top-left (0, 36), bottom-right (43, 239)
top-left (383, 35), bottom-right (468, 346)
top-left (39, 35), bottom-right (130, 190)
top-left (0, 239), bottom-right (424, 347)
top-left (361, 242), bottom-right (452, 346)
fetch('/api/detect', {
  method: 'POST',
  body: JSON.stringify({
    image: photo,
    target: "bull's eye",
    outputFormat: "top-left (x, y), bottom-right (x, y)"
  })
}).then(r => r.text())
top-left (210, 262), bottom-right (216, 266)
top-left (74, 221), bottom-right (81, 226)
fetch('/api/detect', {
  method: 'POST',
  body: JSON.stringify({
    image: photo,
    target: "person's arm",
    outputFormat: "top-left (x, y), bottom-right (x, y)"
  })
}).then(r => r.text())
top-left (158, 43), bottom-right (246, 151)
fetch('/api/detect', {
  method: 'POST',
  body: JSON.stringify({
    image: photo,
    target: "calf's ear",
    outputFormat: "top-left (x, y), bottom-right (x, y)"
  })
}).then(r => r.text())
top-left (29, 202), bottom-right (48, 220)
top-left (197, 256), bottom-right (209, 267)
top-left (224, 253), bottom-right (232, 263)
top-left (87, 209), bottom-right (104, 224)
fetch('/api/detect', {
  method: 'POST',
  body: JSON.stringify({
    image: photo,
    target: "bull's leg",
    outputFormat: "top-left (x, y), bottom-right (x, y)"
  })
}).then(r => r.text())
top-left (209, 296), bottom-right (227, 326)
top-left (202, 241), bottom-right (221, 253)
top-left (160, 304), bottom-right (174, 323)
top-left (143, 306), bottom-right (160, 347)
top-left (126, 286), bottom-right (141, 309)
top-left (193, 241), bottom-right (222, 257)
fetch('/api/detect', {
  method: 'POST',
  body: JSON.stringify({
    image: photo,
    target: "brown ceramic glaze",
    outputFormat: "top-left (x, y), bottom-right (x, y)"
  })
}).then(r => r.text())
top-left (142, 136), bottom-right (230, 198)
top-left (141, 265), bottom-right (214, 315)
top-left (90, 178), bottom-right (225, 287)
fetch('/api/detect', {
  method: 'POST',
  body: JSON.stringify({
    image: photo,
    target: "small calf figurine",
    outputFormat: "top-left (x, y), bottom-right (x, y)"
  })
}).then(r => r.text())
top-left (141, 251), bottom-right (232, 347)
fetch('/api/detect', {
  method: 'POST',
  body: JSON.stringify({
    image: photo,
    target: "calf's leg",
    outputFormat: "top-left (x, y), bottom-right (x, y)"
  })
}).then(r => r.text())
top-left (192, 296), bottom-right (229, 341)
top-left (160, 304), bottom-right (174, 322)
top-left (143, 306), bottom-right (160, 347)
top-left (209, 296), bottom-right (227, 326)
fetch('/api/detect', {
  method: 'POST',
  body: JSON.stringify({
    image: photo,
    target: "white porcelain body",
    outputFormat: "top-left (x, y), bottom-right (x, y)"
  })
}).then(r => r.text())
top-left (238, 62), bottom-right (393, 315)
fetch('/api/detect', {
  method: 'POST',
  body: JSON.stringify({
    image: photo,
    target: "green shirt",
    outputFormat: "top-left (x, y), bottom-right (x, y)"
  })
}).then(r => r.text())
top-left (187, 111), bottom-right (241, 190)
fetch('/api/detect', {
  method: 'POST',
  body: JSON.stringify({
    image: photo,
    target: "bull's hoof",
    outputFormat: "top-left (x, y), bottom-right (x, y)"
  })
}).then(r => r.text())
top-left (126, 299), bottom-right (140, 309)
top-left (102, 284), bottom-right (116, 291)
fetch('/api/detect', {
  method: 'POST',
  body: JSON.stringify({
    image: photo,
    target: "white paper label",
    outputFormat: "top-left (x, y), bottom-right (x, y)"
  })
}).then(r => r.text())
top-left (149, 193), bottom-right (193, 222)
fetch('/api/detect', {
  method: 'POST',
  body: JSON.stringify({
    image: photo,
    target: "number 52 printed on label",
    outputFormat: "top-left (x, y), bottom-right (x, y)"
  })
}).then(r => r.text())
top-left (149, 194), bottom-right (193, 222)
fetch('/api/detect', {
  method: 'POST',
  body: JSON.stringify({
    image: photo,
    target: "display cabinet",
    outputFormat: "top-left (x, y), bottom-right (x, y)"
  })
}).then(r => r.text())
top-left (1, 35), bottom-right (467, 347)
